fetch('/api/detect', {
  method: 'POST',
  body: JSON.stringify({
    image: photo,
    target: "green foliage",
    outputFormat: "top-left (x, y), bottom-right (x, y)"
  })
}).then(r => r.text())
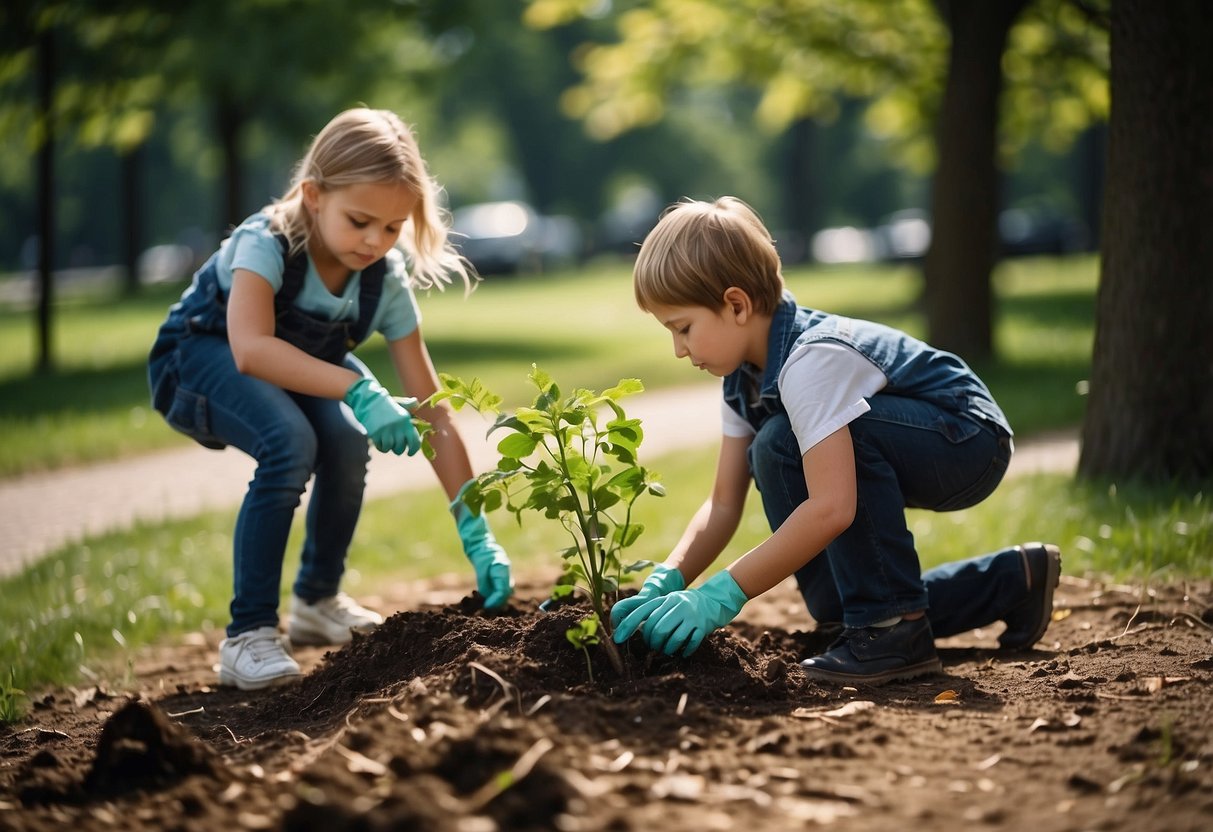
top-left (526, 0), bottom-right (1108, 170)
top-left (0, 667), bottom-right (25, 723)
top-left (565, 613), bottom-right (602, 682)
top-left (431, 366), bottom-right (666, 629)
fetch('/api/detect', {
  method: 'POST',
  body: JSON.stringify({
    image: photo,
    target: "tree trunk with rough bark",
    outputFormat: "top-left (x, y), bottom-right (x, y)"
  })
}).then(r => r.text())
top-left (1078, 0), bottom-right (1213, 484)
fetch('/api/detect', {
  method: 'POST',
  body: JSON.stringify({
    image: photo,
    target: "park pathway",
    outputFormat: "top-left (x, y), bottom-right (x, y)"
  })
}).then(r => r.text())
top-left (0, 382), bottom-right (1079, 578)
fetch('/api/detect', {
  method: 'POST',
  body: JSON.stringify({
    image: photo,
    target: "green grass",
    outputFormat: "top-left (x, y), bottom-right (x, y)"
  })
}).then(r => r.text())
top-left (3, 433), bottom-right (1210, 720)
top-left (0, 252), bottom-right (1118, 721)
top-left (0, 255), bottom-right (1096, 476)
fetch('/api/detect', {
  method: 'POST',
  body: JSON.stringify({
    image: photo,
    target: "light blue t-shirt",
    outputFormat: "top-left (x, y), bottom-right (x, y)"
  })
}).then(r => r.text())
top-left (214, 213), bottom-right (420, 342)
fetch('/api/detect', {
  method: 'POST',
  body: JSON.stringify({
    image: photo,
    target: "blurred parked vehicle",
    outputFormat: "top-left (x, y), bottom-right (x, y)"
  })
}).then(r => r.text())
top-left (450, 200), bottom-right (581, 275)
top-left (810, 204), bottom-right (1088, 265)
top-left (997, 208), bottom-right (1088, 257)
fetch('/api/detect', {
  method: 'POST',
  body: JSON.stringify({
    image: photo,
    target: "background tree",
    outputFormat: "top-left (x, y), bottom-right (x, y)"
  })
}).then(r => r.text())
top-left (1078, 0), bottom-right (1213, 484)
top-left (523, 0), bottom-right (1108, 359)
top-left (1, 1), bottom-right (170, 369)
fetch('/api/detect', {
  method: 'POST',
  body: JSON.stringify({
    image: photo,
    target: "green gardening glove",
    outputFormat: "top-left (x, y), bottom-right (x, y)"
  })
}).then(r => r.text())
top-left (614, 570), bottom-right (748, 657)
top-left (343, 377), bottom-right (421, 456)
top-left (609, 564), bottom-right (686, 630)
top-left (450, 481), bottom-right (514, 610)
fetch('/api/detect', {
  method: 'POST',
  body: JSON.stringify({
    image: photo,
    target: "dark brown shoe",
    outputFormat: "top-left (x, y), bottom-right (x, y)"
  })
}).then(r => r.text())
top-left (999, 542), bottom-right (1062, 649)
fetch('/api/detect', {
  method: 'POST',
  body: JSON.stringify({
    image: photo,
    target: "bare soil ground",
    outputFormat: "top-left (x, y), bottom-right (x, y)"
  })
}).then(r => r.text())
top-left (3, 573), bottom-right (1212, 832)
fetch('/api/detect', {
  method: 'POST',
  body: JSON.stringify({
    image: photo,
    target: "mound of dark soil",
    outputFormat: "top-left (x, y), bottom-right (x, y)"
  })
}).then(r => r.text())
top-left (3, 577), bottom-right (1212, 832)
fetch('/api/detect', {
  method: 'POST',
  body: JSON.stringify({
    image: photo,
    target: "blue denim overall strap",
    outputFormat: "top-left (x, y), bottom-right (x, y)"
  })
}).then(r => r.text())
top-left (270, 236), bottom-right (386, 364)
top-left (149, 237), bottom-right (388, 421)
top-left (722, 291), bottom-right (1011, 436)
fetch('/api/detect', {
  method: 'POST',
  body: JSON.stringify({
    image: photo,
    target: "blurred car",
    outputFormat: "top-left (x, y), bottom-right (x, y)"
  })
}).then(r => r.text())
top-left (872, 209), bottom-right (932, 262)
top-left (450, 200), bottom-right (581, 276)
top-left (998, 208), bottom-right (1088, 257)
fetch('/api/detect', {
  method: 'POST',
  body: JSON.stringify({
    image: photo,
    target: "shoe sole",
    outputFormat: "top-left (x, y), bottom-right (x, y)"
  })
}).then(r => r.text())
top-left (217, 668), bottom-right (302, 691)
top-left (287, 621), bottom-right (354, 647)
top-left (799, 656), bottom-right (944, 687)
top-left (1000, 543), bottom-right (1062, 650)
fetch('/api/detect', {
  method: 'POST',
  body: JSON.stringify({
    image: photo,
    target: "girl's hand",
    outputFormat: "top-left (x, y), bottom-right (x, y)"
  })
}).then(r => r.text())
top-left (343, 377), bottom-right (421, 455)
top-left (449, 481), bottom-right (514, 610)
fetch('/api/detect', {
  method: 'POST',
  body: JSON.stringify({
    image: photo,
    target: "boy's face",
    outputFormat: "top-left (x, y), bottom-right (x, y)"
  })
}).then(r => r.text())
top-left (647, 300), bottom-right (755, 377)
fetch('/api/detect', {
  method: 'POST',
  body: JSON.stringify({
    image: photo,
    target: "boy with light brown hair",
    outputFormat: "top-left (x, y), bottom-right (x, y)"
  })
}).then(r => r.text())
top-left (610, 196), bottom-right (1060, 685)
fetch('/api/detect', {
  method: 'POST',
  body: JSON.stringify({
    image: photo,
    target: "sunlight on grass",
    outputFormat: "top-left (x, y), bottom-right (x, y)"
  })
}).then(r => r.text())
top-left (4, 428), bottom-right (1209, 721)
top-left (0, 255), bottom-right (1098, 476)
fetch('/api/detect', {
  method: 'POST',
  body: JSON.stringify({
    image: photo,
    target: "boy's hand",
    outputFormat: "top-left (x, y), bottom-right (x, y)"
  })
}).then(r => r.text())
top-left (344, 377), bottom-right (421, 455)
top-left (613, 570), bottom-right (748, 657)
top-left (609, 564), bottom-right (685, 629)
top-left (450, 481), bottom-right (514, 610)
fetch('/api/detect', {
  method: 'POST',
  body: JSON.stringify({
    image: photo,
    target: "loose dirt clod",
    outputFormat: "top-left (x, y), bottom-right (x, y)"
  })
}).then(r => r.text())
top-left (3, 577), bottom-right (1212, 832)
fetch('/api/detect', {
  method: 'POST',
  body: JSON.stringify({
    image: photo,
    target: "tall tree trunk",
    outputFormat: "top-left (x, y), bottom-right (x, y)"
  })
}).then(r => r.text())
top-left (216, 95), bottom-right (245, 232)
top-left (36, 28), bottom-right (56, 374)
top-left (782, 117), bottom-right (819, 264)
top-left (1078, 0), bottom-right (1213, 484)
top-left (923, 0), bottom-right (1028, 360)
top-left (121, 145), bottom-right (143, 297)
top-left (1076, 124), bottom-right (1106, 251)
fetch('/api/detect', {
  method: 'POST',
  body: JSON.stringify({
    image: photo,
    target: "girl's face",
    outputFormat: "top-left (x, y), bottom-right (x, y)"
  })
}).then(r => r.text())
top-left (646, 298), bottom-right (758, 377)
top-left (303, 181), bottom-right (417, 275)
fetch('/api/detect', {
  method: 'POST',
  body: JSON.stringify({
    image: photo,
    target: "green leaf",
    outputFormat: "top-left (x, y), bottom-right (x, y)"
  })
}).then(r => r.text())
top-left (497, 433), bottom-right (539, 459)
top-left (603, 378), bottom-right (644, 400)
top-left (613, 523), bottom-right (644, 548)
top-left (528, 364), bottom-right (556, 395)
top-left (482, 488), bottom-right (504, 512)
top-left (593, 487), bottom-right (621, 511)
top-left (566, 615), bottom-right (601, 649)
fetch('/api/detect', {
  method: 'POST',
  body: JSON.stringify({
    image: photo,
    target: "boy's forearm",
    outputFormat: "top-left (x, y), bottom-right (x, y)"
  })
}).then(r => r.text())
top-left (665, 498), bottom-right (742, 584)
top-left (728, 499), bottom-right (849, 599)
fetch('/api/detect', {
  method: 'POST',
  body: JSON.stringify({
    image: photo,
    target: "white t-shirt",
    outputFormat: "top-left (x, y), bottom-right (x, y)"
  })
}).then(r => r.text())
top-left (721, 340), bottom-right (888, 454)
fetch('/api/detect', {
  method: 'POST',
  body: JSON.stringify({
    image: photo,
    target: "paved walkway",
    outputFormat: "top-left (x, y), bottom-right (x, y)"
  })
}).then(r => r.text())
top-left (0, 382), bottom-right (1079, 578)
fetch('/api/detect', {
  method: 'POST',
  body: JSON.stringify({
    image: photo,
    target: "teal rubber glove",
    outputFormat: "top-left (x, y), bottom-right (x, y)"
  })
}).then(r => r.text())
top-left (450, 482), bottom-right (514, 610)
top-left (609, 564), bottom-right (686, 630)
top-left (343, 377), bottom-right (421, 456)
top-left (614, 570), bottom-right (748, 657)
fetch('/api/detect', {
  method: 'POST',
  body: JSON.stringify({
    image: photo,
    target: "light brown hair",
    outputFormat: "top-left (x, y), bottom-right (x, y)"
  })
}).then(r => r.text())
top-left (266, 108), bottom-right (471, 290)
top-left (633, 196), bottom-right (784, 315)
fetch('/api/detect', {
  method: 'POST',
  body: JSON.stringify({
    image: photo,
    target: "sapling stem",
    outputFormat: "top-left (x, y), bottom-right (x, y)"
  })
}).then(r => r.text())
top-left (430, 368), bottom-right (661, 684)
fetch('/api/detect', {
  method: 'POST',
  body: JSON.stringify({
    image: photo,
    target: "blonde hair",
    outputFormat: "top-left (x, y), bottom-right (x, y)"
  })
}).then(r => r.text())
top-left (633, 196), bottom-right (784, 315)
top-left (265, 108), bottom-right (472, 291)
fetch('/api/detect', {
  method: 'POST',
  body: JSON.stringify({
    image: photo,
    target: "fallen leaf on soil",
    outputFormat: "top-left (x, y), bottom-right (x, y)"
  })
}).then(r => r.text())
top-left (934, 689), bottom-right (960, 703)
top-left (1143, 675), bottom-right (1191, 693)
top-left (1052, 608), bottom-right (1073, 622)
top-left (974, 754), bottom-right (1001, 771)
top-left (792, 700), bottom-right (876, 720)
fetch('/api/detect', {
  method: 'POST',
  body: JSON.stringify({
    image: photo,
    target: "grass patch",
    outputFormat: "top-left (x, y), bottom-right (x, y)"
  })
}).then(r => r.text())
top-left (4, 435), bottom-right (1209, 721)
top-left (0, 255), bottom-right (1096, 475)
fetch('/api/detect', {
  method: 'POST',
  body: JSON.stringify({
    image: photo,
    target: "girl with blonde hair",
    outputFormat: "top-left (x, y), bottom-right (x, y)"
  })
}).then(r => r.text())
top-left (149, 108), bottom-right (512, 690)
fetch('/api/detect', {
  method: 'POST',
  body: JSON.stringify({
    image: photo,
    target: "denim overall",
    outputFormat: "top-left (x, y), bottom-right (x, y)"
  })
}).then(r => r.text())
top-left (147, 240), bottom-right (387, 636)
top-left (726, 292), bottom-right (1029, 635)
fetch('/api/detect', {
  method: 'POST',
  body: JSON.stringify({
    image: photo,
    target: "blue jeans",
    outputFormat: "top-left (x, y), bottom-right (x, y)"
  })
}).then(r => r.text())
top-left (168, 334), bottom-right (371, 636)
top-left (749, 395), bottom-right (1025, 634)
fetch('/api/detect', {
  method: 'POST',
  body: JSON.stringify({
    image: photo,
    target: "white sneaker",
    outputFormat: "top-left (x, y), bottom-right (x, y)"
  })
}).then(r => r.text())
top-left (287, 592), bottom-right (384, 646)
top-left (218, 627), bottom-right (302, 690)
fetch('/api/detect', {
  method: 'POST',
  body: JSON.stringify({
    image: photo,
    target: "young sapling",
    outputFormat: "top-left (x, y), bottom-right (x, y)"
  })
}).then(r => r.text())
top-left (428, 366), bottom-right (666, 677)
